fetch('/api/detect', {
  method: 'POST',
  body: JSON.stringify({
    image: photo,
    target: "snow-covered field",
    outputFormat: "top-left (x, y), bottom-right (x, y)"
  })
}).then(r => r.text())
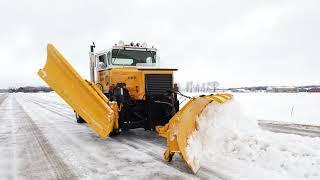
top-left (235, 93), bottom-right (320, 126)
top-left (183, 92), bottom-right (320, 125)
top-left (0, 92), bottom-right (319, 179)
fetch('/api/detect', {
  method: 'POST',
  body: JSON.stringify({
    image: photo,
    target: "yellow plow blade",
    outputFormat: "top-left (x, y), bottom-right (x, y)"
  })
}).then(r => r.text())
top-left (157, 94), bottom-right (233, 173)
top-left (38, 44), bottom-right (118, 138)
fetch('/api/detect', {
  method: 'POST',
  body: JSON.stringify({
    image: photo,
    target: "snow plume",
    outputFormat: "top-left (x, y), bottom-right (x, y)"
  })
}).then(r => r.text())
top-left (186, 99), bottom-right (320, 180)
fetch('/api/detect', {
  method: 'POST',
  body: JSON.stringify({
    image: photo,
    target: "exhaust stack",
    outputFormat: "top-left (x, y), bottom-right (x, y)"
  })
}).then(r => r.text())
top-left (89, 42), bottom-right (95, 82)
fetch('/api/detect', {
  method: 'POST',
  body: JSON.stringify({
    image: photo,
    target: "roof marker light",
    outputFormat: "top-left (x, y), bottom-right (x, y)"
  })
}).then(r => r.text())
top-left (141, 42), bottom-right (147, 48)
top-left (118, 40), bottom-right (124, 46)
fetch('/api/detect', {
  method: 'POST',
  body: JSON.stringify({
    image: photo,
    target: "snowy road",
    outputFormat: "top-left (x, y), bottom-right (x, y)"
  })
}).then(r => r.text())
top-left (0, 93), bottom-right (226, 180)
top-left (259, 120), bottom-right (320, 137)
top-left (0, 93), bottom-right (320, 179)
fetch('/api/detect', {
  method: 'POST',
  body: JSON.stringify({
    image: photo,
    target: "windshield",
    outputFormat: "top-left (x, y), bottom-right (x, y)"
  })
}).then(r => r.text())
top-left (112, 49), bottom-right (156, 66)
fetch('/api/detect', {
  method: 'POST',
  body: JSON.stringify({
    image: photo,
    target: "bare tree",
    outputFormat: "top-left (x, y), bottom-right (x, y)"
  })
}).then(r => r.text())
top-left (182, 81), bottom-right (220, 93)
top-left (186, 81), bottom-right (193, 92)
top-left (201, 82), bottom-right (207, 92)
top-left (212, 81), bottom-right (220, 92)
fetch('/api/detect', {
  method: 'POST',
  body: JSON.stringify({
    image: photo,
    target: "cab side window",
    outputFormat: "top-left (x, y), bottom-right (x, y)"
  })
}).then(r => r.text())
top-left (98, 54), bottom-right (106, 64)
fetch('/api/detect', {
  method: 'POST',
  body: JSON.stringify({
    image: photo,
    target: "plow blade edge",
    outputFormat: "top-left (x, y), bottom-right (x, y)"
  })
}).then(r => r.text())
top-left (38, 44), bottom-right (117, 138)
top-left (157, 94), bottom-right (233, 173)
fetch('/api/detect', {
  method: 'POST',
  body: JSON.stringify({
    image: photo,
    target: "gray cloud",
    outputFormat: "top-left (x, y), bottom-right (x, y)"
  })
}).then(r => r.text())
top-left (0, 0), bottom-right (319, 88)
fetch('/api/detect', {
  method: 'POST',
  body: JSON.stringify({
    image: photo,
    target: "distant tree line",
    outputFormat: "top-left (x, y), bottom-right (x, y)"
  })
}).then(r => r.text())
top-left (0, 89), bottom-right (7, 93)
top-left (8, 86), bottom-right (52, 93)
top-left (183, 81), bottom-right (220, 92)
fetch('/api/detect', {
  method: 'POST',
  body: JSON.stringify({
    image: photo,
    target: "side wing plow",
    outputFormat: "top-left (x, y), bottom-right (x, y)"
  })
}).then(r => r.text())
top-left (38, 44), bottom-right (118, 138)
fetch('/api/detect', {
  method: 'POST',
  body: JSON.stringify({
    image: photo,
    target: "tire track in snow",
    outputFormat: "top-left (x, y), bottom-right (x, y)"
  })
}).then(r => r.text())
top-left (21, 93), bottom-right (223, 179)
top-left (21, 94), bottom-right (193, 174)
top-left (19, 95), bottom-right (75, 121)
top-left (0, 93), bottom-right (9, 105)
top-left (25, 93), bottom-right (70, 108)
top-left (15, 94), bottom-right (134, 178)
top-left (116, 132), bottom-right (224, 180)
top-left (21, 95), bottom-right (172, 159)
top-left (0, 94), bottom-right (14, 179)
top-left (18, 94), bottom-right (199, 179)
top-left (12, 96), bottom-right (78, 180)
top-left (114, 135), bottom-right (192, 172)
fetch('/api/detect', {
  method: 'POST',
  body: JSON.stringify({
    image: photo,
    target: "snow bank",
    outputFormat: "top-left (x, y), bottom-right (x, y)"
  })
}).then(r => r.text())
top-left (186, 99), bottom-right (320, 179)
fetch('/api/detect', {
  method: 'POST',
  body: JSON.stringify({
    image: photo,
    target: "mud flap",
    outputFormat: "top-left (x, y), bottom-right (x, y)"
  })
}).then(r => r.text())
top-left (38, 44), bottom-right (117, 138)
top-left (156, 94), bottom-right (233, 173)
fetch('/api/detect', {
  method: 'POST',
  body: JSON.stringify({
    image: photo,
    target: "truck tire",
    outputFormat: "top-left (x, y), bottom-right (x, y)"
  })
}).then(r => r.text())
top-left (109, 128), bottom-right (121, 136)
top-left (75, 112), bottom-right (86, 123)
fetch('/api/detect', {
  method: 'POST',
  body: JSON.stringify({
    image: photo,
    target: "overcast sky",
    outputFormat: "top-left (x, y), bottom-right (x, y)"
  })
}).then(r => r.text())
top-left (0, 0), bottom-right (319, 88)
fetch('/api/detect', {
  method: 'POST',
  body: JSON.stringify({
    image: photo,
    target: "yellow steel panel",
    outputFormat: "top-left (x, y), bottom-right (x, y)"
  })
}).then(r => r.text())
top-left (157, 94), bottom-right (233, 173)
top-left (38, 44), bottom-right (117, 138)
top-left (175, 97), bottom-right (212, 173)
top-left (108, 68), bottom-right (144, 100)
top-left (104, 68), bottom-right (174, 100)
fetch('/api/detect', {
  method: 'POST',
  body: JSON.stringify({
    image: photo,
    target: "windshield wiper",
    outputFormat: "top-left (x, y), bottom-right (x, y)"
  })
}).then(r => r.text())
top-left (112, 49), bottom-right (120, 64)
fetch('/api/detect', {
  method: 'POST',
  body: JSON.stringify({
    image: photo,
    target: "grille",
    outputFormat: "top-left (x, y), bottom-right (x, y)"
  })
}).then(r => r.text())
top-left (145, 74), bottom-right (173, 96)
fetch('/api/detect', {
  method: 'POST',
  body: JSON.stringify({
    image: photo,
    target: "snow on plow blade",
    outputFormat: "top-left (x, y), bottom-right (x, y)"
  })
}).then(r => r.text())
top-left (157, 94), bottom-right (233, 173)
top-left (38, 44), bottom-right (117, 138)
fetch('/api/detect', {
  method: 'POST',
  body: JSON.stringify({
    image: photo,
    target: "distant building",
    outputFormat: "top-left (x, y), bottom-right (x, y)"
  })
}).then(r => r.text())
top-left (245, 86), bottom-right (267, 92)
top-left (229, 88), bottom-right (250, 93)
top-left (266, 87), bottom-right (273, 92)
top-left (272, 86), bottom-right (298, 93)
top-left (298, 88), bottom-right (308, 92)
top-left (309, 88), bottom-right (320, 93)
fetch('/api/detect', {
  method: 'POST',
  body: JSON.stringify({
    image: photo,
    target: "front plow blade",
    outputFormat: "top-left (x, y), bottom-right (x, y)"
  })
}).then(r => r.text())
top-left (38, 44), bottom-right (117, 138)
top-left (157, 94), bottom-right (233, 173)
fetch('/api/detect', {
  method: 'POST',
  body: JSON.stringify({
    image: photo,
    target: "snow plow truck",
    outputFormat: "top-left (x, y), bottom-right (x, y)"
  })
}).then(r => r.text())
top-left (38, 42), bottom-right (232, 173)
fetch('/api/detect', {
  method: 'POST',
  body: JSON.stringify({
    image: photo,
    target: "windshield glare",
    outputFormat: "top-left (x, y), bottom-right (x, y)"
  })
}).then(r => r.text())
top-left (112, 49), bottom-right (156, 66)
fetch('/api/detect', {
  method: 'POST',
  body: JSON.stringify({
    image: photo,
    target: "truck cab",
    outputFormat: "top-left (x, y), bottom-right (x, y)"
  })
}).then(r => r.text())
top-left (95, 42), bottom-right (159, 70)
top-left (90, 41), bottom-right (179, 131)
